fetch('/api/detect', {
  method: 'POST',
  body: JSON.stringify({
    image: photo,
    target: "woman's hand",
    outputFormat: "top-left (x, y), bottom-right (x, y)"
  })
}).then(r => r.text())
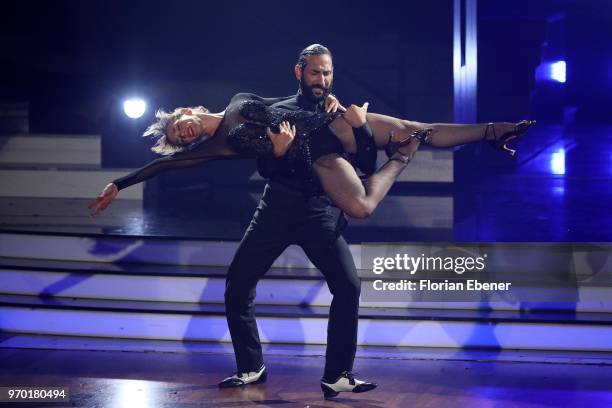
top-left (267, 121), bottom-right (296, 157)
top-left (325, 94), bottom-right (346, 113)
top-left (342, 102), bottom-right (369, 128)
top-left (88, 183), bottom-right (119, 216)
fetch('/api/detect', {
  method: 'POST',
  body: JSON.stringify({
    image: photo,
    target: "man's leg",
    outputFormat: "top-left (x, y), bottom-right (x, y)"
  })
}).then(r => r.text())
top-left (225, 230), bottom-right (288, 373)
top-left (224, 185), bottom-right (291, 376)
top-left (301, 234), bottom-right (377, 397)
top-left (301, 235), bottom-right (360, 380)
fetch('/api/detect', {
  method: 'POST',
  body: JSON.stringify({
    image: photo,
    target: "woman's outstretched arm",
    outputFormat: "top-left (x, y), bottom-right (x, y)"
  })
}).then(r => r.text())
top-left (88, 150), bottom-right (241, 216)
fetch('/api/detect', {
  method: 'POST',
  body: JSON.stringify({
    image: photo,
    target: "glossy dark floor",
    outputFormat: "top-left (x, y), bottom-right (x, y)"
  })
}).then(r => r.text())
top-left (2, 345), bottom-right (612, 408)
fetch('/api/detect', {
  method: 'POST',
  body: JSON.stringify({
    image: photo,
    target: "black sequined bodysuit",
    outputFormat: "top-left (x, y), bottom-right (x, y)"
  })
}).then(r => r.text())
top-left (113, 93), bottom-right (342, 190)
top-left (228, 98), bottom-right (343, 187)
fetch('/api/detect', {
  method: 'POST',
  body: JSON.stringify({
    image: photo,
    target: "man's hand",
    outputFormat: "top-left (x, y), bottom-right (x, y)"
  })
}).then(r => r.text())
top-left (88, 183), bottom-right (119, 216)
top-left (342, 102), bottom-right (369, 128)
top-left (267, 121), bottom-right (296, 157)
top-left (325, 94), bottom-right (346, 113)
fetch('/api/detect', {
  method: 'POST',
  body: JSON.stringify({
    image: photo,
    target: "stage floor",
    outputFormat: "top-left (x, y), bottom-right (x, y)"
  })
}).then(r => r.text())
top-left (2, 337), bottom-right (612, 407)
top-left (455, 123), bottom-right (612, 242)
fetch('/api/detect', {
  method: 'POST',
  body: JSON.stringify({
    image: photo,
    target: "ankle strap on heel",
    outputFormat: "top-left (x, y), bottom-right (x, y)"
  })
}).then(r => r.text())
top-left (483, 122), bottom-right (496, 141)
top-left (412, 128), bottom-right (433, 143)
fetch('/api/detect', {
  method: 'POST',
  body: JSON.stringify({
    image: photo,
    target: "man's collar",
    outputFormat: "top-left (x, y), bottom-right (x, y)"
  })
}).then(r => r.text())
top-left (296, 89), bottom-right (325, 112)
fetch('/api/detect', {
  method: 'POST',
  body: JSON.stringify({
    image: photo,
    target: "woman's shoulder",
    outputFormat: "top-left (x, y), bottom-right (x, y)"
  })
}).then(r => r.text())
top-left (229, 93), bottom-right (295, 110)
top-left (229, 93), bottom-right (263, 103)
top-left (225, 94), bottom-right (267, 118)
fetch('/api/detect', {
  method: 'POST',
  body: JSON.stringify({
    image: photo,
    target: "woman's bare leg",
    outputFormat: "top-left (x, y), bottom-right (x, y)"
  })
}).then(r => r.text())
top-left (328, 113), bottom-right (517, 150)
top-left (366, 113), bottom-right (516, 147)
top-left (313, 138), bottom-right (420, 219)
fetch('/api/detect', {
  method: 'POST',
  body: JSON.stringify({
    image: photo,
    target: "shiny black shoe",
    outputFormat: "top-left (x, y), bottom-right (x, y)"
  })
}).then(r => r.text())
top-left (385, 128), bottom-right (432, 158)
top-left (218, 365), bottom-right (267, 388)
top-left (485, 120), bottom-right (536, 156)
top-left (320, 371), bottom-right (377, 399)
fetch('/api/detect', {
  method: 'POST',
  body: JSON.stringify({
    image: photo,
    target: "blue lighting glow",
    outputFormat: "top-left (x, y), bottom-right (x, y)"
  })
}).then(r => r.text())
top-left (536, 60), bottom-right (566, 83)
top-left (550, 147), bottom-right (566, 175)
top-left (553, 185), bottom-right (565, 196)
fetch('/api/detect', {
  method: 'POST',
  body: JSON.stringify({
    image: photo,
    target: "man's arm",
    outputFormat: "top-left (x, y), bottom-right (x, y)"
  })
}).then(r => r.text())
top-left (341, 102), bottom-right (378, 175)
top-left (350, 122), bottom-right (378, 175)
top-left (255, 94), bottom-right (298, 178)
top-left (257, 94), bottom-right (345, 179)
top-left (256, 121), bottom-right (296, 178)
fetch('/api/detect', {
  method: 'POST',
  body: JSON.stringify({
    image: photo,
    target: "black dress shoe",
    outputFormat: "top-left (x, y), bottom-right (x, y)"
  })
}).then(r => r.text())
top-left (320, 371), bottom-right (377, 398)
top-left (218, 365), bottom-right (267, 388)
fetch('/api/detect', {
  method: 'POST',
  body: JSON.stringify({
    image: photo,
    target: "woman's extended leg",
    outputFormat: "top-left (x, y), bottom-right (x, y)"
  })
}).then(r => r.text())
top-left (366, 113), bottom-right (525, 148)
top-left (328, 113), bottom-right (526, 151)
top-left (312, 138), bottom-right (420, 219)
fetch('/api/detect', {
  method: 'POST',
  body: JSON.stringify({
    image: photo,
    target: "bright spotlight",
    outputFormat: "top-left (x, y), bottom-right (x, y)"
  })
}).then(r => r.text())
top-left (550, 147), bottom-right (566, 175)
top-left (123, 98), bottom-right (146, 119)
top-left (536, 60), bottom-right (566, 83)
top-left (550, 61), bottom-right (566, 83)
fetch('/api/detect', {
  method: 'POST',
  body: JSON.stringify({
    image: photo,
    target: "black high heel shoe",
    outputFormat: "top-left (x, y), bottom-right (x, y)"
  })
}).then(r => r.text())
top-left (485, 120), bottom-right (536, 157)
top-left (385, 128), bottom-right (433, 159)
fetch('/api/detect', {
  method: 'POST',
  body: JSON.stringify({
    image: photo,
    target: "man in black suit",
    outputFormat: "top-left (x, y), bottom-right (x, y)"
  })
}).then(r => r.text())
top-left (220, 44), bottom-right (378, 398)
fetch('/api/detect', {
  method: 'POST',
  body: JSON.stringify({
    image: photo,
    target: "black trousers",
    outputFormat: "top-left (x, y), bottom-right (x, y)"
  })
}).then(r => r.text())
top-left (224, 182), bottom-right (360, 380)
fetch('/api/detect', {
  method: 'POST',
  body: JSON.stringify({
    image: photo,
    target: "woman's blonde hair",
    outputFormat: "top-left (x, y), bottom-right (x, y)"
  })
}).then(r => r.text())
top-left (143, 106), bottom-right (209, 155)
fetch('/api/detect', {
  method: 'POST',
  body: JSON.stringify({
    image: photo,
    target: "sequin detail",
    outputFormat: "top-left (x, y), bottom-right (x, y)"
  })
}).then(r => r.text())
top-left (227, 100), bottom-right (342, 179)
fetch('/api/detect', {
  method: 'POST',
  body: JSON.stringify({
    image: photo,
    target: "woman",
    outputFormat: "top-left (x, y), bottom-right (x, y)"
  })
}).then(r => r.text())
top-left (89, 92), bottom-right (534, 218)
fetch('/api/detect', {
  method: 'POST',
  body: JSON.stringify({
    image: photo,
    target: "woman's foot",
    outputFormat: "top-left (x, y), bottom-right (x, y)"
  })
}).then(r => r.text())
top-left (484, 120), bottom-right (536, 156)
top-left (385, 129), bottom-right (429, 163)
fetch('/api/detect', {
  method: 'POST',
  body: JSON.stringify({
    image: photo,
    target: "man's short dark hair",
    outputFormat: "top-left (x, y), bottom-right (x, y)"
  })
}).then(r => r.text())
top-left (297, 44), bottom-right (332, 70)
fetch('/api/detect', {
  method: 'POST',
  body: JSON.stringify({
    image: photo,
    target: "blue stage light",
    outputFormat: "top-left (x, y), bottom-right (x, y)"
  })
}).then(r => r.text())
top-left (536, 60), bottom-right (566, 83)
top-left (123, 98), bottom-right (147, 119)
top-left (550, 147), bottom-right (566, 175)
top-left (550, 61), bottom-right (566, 83)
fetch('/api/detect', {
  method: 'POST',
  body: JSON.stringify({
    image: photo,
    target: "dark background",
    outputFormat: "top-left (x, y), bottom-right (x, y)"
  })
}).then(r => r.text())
top-left (1, 0), bottom-right (611, 241)
top-left (1, 0), bottom-right (456, 153)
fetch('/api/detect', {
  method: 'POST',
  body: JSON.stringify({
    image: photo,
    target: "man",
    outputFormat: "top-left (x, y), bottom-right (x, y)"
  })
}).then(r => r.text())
top-left (220, 44), bottom-right (379, 398)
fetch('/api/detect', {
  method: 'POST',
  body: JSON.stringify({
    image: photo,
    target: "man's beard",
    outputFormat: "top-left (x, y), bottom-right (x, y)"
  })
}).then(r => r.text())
top-left (299, 79), bottom-right (331, 103)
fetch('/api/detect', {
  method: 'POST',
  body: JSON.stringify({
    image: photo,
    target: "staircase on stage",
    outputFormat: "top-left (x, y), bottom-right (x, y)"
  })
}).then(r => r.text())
top-left (2, 129), bottom-right (612, 353)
